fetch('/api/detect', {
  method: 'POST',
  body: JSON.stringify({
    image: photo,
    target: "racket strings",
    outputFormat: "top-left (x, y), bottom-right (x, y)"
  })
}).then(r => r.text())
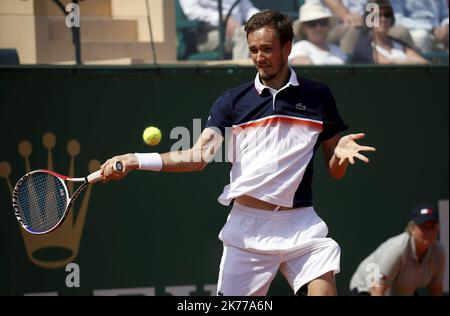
top-left (14, 172), bottom-right (67, 233)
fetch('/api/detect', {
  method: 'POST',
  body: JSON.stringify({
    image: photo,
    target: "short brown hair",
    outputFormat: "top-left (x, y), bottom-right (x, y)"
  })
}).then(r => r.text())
top-left (244, 10), bottom-right (294, 47)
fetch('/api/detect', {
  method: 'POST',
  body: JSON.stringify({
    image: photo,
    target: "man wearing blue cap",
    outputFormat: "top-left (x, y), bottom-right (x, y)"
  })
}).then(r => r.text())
top-left (349, 203), bottom-right (445, 296)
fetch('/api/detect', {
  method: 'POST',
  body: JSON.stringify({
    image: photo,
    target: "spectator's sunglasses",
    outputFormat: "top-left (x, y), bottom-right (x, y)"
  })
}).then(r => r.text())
top-left (304, 19), bottom-right (329, 28)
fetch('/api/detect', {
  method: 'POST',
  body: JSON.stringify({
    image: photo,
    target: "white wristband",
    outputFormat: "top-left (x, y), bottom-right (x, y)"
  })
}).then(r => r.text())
top-left (135, 153), bottom-right (163, 171)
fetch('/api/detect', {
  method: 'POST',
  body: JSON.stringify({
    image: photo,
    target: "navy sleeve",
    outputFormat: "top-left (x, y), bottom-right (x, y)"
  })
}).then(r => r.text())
top-left (204, 91), bottom-right (233, 136)
top-left (319, 86), bottom-right (348, 141)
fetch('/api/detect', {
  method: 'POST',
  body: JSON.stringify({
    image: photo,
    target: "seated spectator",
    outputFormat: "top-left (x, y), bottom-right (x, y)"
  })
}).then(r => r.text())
top-left (304, 0), bottom-right (415, 55)
top-left (350, 203), bottom-right (445, 296)
top-left (391, 0), bottom-right (449, 53)
top-left (179, 0), bottom-right (259, 59)
top-left (290, 3), bottom-right (347, 64)
top-left (352, 0), bottom-right (428, 64)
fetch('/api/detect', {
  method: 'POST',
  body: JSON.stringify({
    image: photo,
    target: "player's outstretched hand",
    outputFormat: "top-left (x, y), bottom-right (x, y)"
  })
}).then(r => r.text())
top-left (100, 153), bottom-right (138, 182)
top-left (334, 133), bottom-right (376, 166)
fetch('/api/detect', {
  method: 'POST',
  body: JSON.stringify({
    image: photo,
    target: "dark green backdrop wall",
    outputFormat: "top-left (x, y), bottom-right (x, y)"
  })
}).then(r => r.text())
top-left (0, 65), bottom-right (448, 295)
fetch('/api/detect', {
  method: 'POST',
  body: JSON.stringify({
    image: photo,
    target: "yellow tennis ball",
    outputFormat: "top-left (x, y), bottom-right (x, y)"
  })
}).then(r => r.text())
top-left (142, 126), bottom-right (161, 146)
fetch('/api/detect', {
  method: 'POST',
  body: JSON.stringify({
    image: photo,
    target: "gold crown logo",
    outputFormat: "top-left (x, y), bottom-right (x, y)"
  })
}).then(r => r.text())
top-left (0, 132), bottom-right (99, 269)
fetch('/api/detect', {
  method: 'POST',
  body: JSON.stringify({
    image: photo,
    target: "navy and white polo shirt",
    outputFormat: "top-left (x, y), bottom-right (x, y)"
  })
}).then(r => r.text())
top-left (205, 68), bottom-right (348, 208)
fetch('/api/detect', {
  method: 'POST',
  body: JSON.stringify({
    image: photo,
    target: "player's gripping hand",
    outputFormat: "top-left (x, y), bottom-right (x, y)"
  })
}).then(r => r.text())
top-left (334, 133), bottom-right (376, 166)
top-left (100, 153), bottom-right (139, 182)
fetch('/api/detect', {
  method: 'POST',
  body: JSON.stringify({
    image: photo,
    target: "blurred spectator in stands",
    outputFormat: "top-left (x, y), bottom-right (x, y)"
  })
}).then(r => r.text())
top-left (289, 3), bottom-right (347, 64)
top-left (352, 0), bottom-right (428, 64)
top-left (350, 203), bottom-right (445, 296)
top-left (304, 0), bottom-right (414, 55)
top-left (391, 0), bottom-right (449, 53)
top-left (179, 0), bottom-right (259, 59)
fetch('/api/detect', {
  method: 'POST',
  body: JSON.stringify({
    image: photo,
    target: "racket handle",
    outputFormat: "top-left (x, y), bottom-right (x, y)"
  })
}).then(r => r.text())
top-left (86, 161), bottom-right (123, 184)
top-left (86, 170), bottom-right (102, 183)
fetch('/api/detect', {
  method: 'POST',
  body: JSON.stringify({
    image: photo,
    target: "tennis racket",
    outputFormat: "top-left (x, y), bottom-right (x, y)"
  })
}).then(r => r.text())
top-left (12, 161), bottom-right (123, 234)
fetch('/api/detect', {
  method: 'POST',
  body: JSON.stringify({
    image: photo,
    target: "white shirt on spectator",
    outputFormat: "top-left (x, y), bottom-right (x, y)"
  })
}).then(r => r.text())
top-left (180, 0), bottom-right (259, 27)
top-left (372, 41), bottom-right (407, 61)
top-left (289, 40), bottom-right (347, 64)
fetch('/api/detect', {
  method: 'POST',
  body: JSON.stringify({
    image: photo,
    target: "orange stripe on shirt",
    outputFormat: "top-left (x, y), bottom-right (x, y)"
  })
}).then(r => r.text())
top-left (233, 116), bottom-right (323, 133)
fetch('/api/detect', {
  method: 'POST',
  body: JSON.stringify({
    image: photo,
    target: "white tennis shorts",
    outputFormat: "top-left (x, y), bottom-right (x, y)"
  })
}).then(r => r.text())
top-left (217, 202), bottom-right (341, 296)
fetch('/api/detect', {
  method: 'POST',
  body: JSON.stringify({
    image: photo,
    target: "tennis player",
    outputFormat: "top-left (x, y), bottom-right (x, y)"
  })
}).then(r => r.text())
top-left (100, 10), bottom-right (376, 296)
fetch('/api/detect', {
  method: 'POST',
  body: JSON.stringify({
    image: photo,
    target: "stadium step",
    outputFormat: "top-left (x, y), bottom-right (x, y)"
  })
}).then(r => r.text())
top-left (35, 0), bottom-right (112, 17)
top-left (46, 17), bottom-right (138, 42)
top-left (36, 40), bottom-right (161, 64)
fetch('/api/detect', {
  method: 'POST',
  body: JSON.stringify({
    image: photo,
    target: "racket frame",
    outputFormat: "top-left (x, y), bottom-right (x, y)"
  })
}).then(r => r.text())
top-left (12, 161), bottom-right (122, 234)
top-left (12, 169), bottom-right (89, 235)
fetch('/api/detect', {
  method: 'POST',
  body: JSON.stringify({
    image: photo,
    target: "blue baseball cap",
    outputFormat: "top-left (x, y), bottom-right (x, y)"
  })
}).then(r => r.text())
top-left (410, 203), bottom-right (439, 225)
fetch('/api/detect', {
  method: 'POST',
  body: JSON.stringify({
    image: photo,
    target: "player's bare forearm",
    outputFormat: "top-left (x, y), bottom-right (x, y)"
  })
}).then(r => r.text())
top-left (112, 148), bottom-right (211, 173)
top-left (328, 151), bottom-right (349, 180)
top-left (160, 128), bottom-right (223, 172)
top-left (100, 128), bottom-right (223, 181)
top-left (322, 134), bottom-right (348, 180)
top-left (101, 151), bottom-right (206, 178)
top-left (160, 149), bottom-right (207, 172)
